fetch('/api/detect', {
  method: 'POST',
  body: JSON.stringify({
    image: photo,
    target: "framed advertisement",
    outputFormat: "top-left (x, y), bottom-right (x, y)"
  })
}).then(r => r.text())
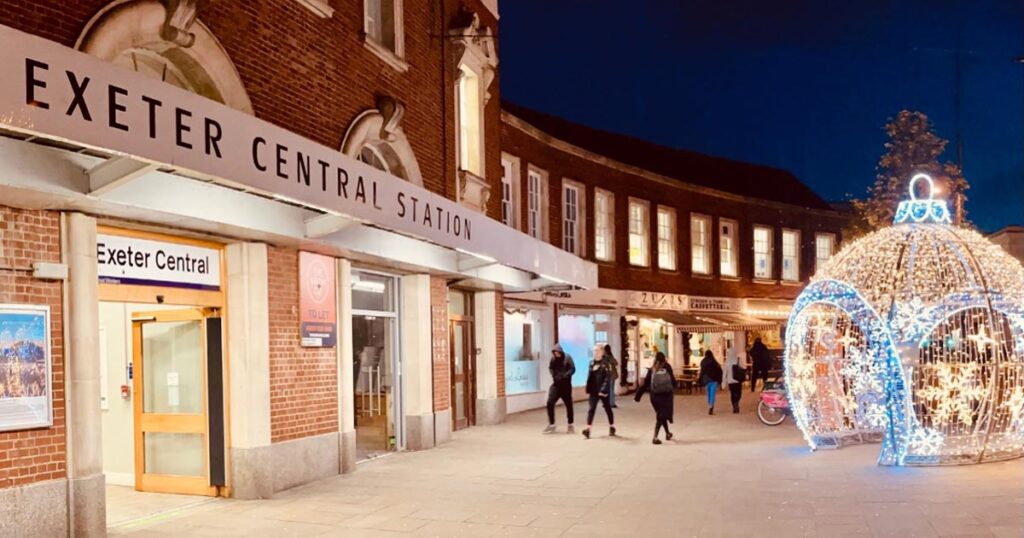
top-left (0, 304), bottom-right (52, 432)
top-left (299, 251), bottom-right (337, 347)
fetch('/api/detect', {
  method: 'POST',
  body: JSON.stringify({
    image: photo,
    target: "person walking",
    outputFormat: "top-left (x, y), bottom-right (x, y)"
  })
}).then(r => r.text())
top-left (600, 344), bottom-right (619, 408)
top-left (544, 343), bottom-right (576, 434)
top-left (750, 337), bottom-right (771, 392)
top-left (634, 352), bottom-right (676, 444)
top-left (699, 350), bottom-right (723, 415)
top-left (582, 352), bottom-right (615, 439)
top-left (723, 350), bottom-right (746, 414)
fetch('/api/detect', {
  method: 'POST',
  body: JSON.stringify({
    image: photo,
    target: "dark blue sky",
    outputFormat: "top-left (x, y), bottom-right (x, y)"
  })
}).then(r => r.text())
top-left (499, 0), bottom-right (1024, 232)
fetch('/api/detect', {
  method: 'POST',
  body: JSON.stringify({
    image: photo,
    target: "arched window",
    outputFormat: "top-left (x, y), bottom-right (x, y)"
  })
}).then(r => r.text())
top-left (341, 105), bottom-right (424, 187)
top-left (76, 0), bottom-right (253, 114)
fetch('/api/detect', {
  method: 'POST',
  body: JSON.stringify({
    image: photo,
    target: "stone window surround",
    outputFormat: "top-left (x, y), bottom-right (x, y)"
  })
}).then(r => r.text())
top-left (340, 108), bottom-right (424, 187)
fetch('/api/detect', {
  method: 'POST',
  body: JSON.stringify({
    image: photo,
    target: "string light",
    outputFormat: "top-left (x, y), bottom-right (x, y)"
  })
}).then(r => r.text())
top-left (785, 173), bottom-right (1024, 466)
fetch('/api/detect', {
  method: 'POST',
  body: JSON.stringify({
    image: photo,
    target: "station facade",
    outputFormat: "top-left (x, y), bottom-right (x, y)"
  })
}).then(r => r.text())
top-left (0, 1), bottom-right (601, 536)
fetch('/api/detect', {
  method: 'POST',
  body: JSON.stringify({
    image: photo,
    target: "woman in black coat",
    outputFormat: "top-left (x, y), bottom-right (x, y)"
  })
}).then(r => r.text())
top-left (635, 352), bottom-right (677, 444)
top-left (699, 350), bottom-right (724, 415)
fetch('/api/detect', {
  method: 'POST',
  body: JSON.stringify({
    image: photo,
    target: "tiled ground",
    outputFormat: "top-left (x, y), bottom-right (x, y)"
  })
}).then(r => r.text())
top-left (109, 392), bottom-right (1024, 537)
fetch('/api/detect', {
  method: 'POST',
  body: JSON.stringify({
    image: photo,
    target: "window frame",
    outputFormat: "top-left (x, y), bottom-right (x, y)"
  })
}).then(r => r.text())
top-left (526, 166), bottom-right (548, 240)
top-left (456, 64), bottom-right (484, 177)
top-left (719, 218), bottom-right (738, 278)
top-left (628, 198), bottom-right (651, 267)
top-left (753, 225), bottom-right (774, 280)
top-left (815, 232), bottom-right (836, 270)
top-left (656, 206), bottom-right (677, 271)
top-left (781, 228), bottom-right (800, 282)
top-left (562, 179), bottom-right (585, 256)
top-left (500, 153), bottom-right (521, 230)
top-left (690, 213), bottom-right (712, 275)
top-left (594, 189), bottom-right (615, 262)
top-left (362, 0), bottom-right (407, 71)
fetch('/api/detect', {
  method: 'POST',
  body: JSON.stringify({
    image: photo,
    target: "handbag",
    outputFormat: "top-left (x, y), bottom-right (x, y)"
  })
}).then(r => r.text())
top-left (732, 364), bottom-right (746, 383)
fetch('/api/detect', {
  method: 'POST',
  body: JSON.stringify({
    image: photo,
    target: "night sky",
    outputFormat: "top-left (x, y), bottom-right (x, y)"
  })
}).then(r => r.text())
top-left (499, 1), bottom-right (1024, 232)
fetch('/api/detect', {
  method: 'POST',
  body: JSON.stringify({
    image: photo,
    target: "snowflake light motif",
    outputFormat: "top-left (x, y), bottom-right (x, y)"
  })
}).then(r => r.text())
top-left (916, 363), bottom-right (987, 427)
top-left (891, 297), bottom-right (933, 342)
top-left (908, 427), bottom-right (944, 456)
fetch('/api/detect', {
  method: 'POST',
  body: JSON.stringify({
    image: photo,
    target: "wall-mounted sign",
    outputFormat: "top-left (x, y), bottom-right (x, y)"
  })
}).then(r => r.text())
top-left (97, 234), bottom-right (220, 291)
top-left (688, 296), bottom-right (741, 313)
top-left (0, 304), bottom-right (52, 432)
top-left (299, 252), bottom-right (336, 347)
top-left (626, 291), bottom-right (687, 311)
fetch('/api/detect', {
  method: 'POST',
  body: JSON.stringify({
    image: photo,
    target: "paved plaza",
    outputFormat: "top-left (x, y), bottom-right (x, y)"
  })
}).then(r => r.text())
top-left (110, 393), bottom-right (1024, 537)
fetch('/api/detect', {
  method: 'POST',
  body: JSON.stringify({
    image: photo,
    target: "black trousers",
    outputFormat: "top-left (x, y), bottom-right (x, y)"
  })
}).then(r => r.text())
top-left (586, 393), bottom-right (613, 425)
top-left (751, 366), bottom-right (769, 392)
top-left (547, 383), bottom-right (574, 424)
top-left (729, 383), bottom-right (742, 409)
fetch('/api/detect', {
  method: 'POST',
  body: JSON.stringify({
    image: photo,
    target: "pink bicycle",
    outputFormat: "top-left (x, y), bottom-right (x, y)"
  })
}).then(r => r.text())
top-left (757, 382), bottom-right (790, 426)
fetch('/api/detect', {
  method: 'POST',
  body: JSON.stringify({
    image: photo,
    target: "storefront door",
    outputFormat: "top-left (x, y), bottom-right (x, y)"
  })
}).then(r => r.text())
top-left (450, 319), bottom-right (475, 430)
top-left (352, 270), bottom-right (402, 459)
top-left (131, 308), bottom-right (222, 496)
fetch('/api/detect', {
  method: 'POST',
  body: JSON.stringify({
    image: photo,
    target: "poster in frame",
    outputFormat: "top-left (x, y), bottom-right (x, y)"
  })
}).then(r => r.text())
top-left (0, 304), bottom-right (52, 432)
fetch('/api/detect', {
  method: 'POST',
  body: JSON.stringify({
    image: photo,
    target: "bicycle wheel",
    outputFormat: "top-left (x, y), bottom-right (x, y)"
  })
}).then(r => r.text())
top-left (757, 401), bottom-right (787, 426)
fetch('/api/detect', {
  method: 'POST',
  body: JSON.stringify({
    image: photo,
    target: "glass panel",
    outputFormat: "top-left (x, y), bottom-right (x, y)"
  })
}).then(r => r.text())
top-left (353, 313), bottom-right (398, 457)
top-left (352, 272), bottom-right (395, 312)
top-left (453, 324), bottom-right (465, 375)
top-left (449, 290), bottom-right (468, 317)
top-left (557, 314), bottom-right (597, 387)
top-left (142, 320), bottom-right (203, 414)
top-left (454, 382), bottom-right (465, 420)
top-left (144, 432), bottom-right (204, 476)
top-left (504, 309), bottom-right (543, 395)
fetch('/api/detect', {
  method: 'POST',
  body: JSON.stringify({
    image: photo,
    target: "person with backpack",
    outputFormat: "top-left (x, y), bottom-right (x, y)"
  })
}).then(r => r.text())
top-left (723, 350), bottom-right (747, 414)
top-left (699, 349), bottom-right (723, 415)
top-left (600, 344), bottom-right (619, 408)
top-left (634, 352), bottom-right (676, 444)
top-left (543, 343), bottom-right (576, 434)
top-left (582, 351), bottom-right (615, 439)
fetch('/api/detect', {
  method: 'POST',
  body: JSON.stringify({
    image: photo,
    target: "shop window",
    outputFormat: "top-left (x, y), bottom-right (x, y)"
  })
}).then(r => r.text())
top-left (691, 214), bottom-right (711, 275)
top-left (527, 167), bottom-right (547, 239)
top-left (557, 312), bottom-right (612, 387)
top-left (504, 307), bottom-right (545, 394)
top-left (628, 198), bottom-right (650, 267)
top-left (754, 225), bottom-right (774, 280)
top-left (816, 233), bottom-right (836, 270)
top-left (594, 189), bottom-right (615, 261)
top-left (500, 154), bottom-right (520, 228)
top-left (782, 229), bottom-right (800, 282)
top-left (364, 0), bottom-right (404, 62)
top-left (657, 207), bottom-right (677, 270)
top-left (562, 180), bottom-right (584, 256)
top-left (720, 219), bottom-right (738, 277)
top-left (457, 65), bottom-right (483, 177)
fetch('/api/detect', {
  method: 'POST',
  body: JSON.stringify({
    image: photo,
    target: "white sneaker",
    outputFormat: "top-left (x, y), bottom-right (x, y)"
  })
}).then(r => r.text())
top-left (543, 424), bottom-right (556, 434)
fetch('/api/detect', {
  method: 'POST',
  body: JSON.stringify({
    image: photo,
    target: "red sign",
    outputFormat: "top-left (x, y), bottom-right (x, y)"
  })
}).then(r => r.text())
top-left (299, 251), bottom-right (336, 347)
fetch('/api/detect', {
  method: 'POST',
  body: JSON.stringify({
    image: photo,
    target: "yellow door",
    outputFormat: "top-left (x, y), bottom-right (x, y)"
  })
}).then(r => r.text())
top-left (132, 309), bottom-right (218, 496)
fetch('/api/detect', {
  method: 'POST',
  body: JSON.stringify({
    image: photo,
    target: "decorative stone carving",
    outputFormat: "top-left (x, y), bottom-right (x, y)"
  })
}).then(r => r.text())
top-left (459, 169), bottom-right (491, 214)
top-left (376, 95), bottom-right (406, 143)
top-left (449, 10), bottom-right (498, 104)
top-left (162, 0), bottom-right (199, 47)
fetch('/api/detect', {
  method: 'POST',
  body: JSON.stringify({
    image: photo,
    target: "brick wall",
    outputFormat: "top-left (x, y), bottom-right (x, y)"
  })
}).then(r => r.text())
top-left (502, 117), bottom-right (848, 300)
top-left (430, 276), bottom-right (450, 413)
top-left (495, 291), bottom-right (504, 398)
top-left (267, 247), bottom-right (338, 443)
top-left (0, 207), bottom-right (66, 489)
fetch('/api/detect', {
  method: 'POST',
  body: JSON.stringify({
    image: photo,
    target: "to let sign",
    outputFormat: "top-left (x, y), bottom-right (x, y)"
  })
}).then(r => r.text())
top-left (299, 252), bottom-right (336, 347)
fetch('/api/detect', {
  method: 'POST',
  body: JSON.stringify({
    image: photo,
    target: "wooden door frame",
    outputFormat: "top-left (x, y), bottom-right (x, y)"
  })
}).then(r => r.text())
top-left (449, 317), bottom-right (476, 430)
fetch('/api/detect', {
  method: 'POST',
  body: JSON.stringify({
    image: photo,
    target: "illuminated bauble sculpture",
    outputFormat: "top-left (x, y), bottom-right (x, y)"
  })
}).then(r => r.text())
top-left (785, 174), bottom-right (1024, 465)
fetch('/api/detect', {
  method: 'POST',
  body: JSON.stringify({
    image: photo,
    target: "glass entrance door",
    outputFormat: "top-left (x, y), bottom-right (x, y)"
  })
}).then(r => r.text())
top-left (131, 309), bottom-right (218, 496)
top-left (351, 270), bottom-right (401, 460)
top-left (450, 320), bottom-right (475, 430)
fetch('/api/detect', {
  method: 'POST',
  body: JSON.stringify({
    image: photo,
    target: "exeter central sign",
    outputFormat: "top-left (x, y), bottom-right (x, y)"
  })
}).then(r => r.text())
top-left (97, 234), bottom-right (220, 290)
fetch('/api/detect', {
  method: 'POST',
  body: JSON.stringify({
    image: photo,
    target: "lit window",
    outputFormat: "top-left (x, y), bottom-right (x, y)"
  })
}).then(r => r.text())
top-left (364, 0), bottom-right (403, 57)
top-left (562, 182), bottom-right (583, 255)
top-left (720, 219), bottom-right (737, 277)
top-left (754, 225), bottom-right (773, 279)
top-left (816, 233), bottom-right (836, 269)
top-left (594, 189), bottom-right (614, 261)
top-left (457, 65), bottom-right (483, 176)
top-left (691, 214), bottom-right (711, 275)
top-left (782, 229), bottom-right (800, 282)
top-left (657, 207), bottom-right (676, 270)
top-left (527, 168), bottom-right (546, 239)
top-left (628, 199), bottom-right (650, 266)
top-left (500, 155), bottom-right (520, 228)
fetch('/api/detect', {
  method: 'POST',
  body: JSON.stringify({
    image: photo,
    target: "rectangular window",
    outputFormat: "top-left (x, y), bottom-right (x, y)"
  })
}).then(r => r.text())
top-left (720, 219), bottom-right (737, 277)
top-left (457, 65), bottom-right (483, 176)
top-left (691, 214), bottom-right (711, 275)
top-left (594, 189), bottom-right (614, 261)
top-left (500, 155), bottom-right (520, 229)
top-left (527, 167), bottom-right (546, 239)
top-left (628, 199), bottom-right (650, 266)
top-left (657, 207), bottom-right (677, 270)
top-left (754, 225), bottom-right (773, 279)
top-left (364, 0), bottom-right (402, 56)
top-left (816, 233), bottom-right (836, 269)
top-left (562, 182), bottom-right (582, 255)
top-left (782, 229), bottom-right (800, 282)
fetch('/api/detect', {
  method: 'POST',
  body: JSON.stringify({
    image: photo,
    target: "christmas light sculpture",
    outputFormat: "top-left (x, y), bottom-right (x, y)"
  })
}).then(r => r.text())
top-left (785, 173), bottom-right (1024, 465)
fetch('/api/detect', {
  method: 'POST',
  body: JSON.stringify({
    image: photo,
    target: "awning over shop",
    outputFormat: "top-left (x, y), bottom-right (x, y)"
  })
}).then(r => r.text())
top-left (628, 309), bottom-right (778, 332)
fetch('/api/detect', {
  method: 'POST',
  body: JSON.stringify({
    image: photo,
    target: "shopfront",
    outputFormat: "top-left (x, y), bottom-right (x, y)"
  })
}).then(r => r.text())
top-left (351, 270), bottom-right (401, 460)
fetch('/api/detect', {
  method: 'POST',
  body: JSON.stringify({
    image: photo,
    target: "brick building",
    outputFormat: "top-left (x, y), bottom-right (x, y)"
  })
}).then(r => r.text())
top-left (0, 1), bottom-right (597, 536)
top-left (498, 103), bottom-right (846, 412)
